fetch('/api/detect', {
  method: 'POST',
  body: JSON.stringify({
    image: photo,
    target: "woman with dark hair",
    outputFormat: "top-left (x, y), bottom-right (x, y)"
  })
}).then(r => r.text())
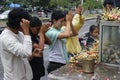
top-left (29, 16), bottom-right (45, 80)
top-left (29, 16), bottom-right (51, 80)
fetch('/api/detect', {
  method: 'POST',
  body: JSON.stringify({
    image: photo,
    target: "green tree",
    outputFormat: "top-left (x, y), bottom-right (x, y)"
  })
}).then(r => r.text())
top-left (83, 0), bottom-right (102, 14)
top-left (49, 0), bottom-right (77, 10)
top-left (39, 0), bottom-right (50, 8)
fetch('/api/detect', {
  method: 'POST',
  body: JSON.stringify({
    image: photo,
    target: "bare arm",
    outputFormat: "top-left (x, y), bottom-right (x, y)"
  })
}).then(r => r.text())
top-left (45, 35), bottom-right (51, 44)
top-left (39, 24), bottom-right (50, 49)
top-left (57, 11), bottom-right (73, 39)
top-left (39, 24), bottom-right (46, 50)
top-left (72, 5), bottom-right (84, 32)
top-left (20, 18), bottom-right (30, 35)
top-left (44, 22), bottom-right (51, 44)
top-left (69, 11), bottom-right (78, 36)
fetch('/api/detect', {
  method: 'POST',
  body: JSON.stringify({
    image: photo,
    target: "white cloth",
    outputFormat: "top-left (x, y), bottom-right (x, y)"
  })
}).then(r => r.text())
top-left (0, 28), bottom-right (33, 80)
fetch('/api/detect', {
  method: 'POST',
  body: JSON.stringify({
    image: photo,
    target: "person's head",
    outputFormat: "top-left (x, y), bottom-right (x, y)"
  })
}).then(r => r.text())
top-left (76, 3), bottom-right (82, 14)
top-left (7, 7), bottom-right (31, 29)
top-left (30, 16), bottom-right (42, 35)
top-left (76, 3), bottom-right (82, 8)
top-left (51, 10), bottom-right (66, 29)
top-left (89, 25), bottom-right (99, 39)
top-left (103, 0), bottom-right (113, 10)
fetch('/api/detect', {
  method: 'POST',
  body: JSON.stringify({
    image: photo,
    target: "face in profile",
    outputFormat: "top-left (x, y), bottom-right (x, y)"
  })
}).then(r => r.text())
top-left (30, 26), bottom-right (40, 36)
top-left (90, 28), bottom-right (99, 39)
top-left (76, 4), bottom-right (83, 13)
top-left (54, 18), bottom-right (65, 29)
top-left (77, 4), bottom-right (82, 10)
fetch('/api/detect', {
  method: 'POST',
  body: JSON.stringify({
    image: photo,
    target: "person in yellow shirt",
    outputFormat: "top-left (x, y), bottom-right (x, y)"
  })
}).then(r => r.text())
top-left (66, 3), bottom-right (85, 57)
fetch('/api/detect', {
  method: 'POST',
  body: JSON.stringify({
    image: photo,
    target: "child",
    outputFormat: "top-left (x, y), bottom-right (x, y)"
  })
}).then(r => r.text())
top-left (80, 25), bottom-right (99, 50)
top-left (45, 10), bottom-right (77, 73)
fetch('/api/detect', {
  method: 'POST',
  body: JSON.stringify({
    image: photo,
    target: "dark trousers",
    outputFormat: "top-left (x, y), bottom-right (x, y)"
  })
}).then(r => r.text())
top-left (47, 61), bottom-right (65, 74)
top-left (29, 57), bottom-right (45, 80)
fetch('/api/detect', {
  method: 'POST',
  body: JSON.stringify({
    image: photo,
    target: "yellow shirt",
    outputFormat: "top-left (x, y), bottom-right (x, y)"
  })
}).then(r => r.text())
top-left (66, 14), bottom-right (84, 54)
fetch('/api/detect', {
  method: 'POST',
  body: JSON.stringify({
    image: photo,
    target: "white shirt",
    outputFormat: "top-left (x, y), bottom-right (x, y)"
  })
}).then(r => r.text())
top-left (0, 28), bottom-right (33, 80)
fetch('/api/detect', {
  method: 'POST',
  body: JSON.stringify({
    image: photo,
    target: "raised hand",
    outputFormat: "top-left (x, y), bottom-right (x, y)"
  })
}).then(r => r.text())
top-left (76, 5), bottom-right (82, 15)
top-left (32, 48), bottom-right (43, 57)
top-left (66, 10), bottom-right (73, 22)
top-left (40, 24), bottom-right (50, 33)
top-left (20, 18), bottom-right (30, 35)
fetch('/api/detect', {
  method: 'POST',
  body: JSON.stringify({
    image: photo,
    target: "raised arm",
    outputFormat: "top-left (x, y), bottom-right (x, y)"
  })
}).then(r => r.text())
top-left (72, 5), bottom-right (84, 32)
top-left (69, 11), bottom-right (78, 36)
top-left (57, 11), bottom-right (73, 39)
top-left (39, 24), bottom-right (51, 49)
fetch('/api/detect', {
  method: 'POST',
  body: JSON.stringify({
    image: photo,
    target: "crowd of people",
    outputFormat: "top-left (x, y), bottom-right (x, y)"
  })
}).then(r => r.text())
top-left (0, 0), bottom-right (115, 80)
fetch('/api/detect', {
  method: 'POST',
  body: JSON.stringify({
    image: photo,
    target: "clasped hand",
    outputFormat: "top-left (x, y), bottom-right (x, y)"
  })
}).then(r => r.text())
top-left (32, 48), bottom-right (43, 57)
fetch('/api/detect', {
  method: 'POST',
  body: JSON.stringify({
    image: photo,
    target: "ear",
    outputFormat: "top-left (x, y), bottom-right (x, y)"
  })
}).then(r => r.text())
top-left (53, 19), bottom-right (57, 24)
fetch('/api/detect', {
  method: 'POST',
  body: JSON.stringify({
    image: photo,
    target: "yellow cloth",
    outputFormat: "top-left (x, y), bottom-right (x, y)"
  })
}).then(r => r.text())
top-left (72, 14), bottom-right (84, 32)
top-left (66, 14), bottom-right (84, 54)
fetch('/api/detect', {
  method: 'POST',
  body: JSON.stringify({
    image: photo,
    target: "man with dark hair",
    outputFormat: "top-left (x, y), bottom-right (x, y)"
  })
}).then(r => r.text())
top-left (0, 8), bottom-right (42, 80)
top-left (46, 10), bottom-right (77, 73)
top-left (7, 8), bottom-right (31, 29)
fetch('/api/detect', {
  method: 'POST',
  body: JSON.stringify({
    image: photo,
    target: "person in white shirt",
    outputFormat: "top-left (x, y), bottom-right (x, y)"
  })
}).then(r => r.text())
top-left (0, 8), bottom-right (42, 80)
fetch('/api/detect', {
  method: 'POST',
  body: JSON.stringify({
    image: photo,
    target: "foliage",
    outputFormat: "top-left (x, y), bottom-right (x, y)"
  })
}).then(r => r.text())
top-left (50, 0), bottom-right (73, 10)
top-left (0, 0), bottom-right (8, 5)
top-left (39, 0), bottom-right (50, 8)
top-left (83, 0), bottom-right (102, 10)
top-left (0, 0), bottom-right (103, 12)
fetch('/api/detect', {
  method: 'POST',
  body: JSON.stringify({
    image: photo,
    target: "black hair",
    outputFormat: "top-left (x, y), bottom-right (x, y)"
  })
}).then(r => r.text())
top-left (51, 10), bottom-right (65, 23)
top-left (63, 10), bottom-right (68, 15)
top-left (89, 25), bottom-right (98, 33)
top-left (103, 0), bottom-right (113, 7)
top-left (30, 16), bottom-right (42, 27)
top-left (7, 7), bottom-right (31, 29)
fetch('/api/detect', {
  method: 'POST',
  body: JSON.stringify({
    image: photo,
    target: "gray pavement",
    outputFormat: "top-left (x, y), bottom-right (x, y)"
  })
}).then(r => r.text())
top-left (0, 19), bottom-right (96, 80)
